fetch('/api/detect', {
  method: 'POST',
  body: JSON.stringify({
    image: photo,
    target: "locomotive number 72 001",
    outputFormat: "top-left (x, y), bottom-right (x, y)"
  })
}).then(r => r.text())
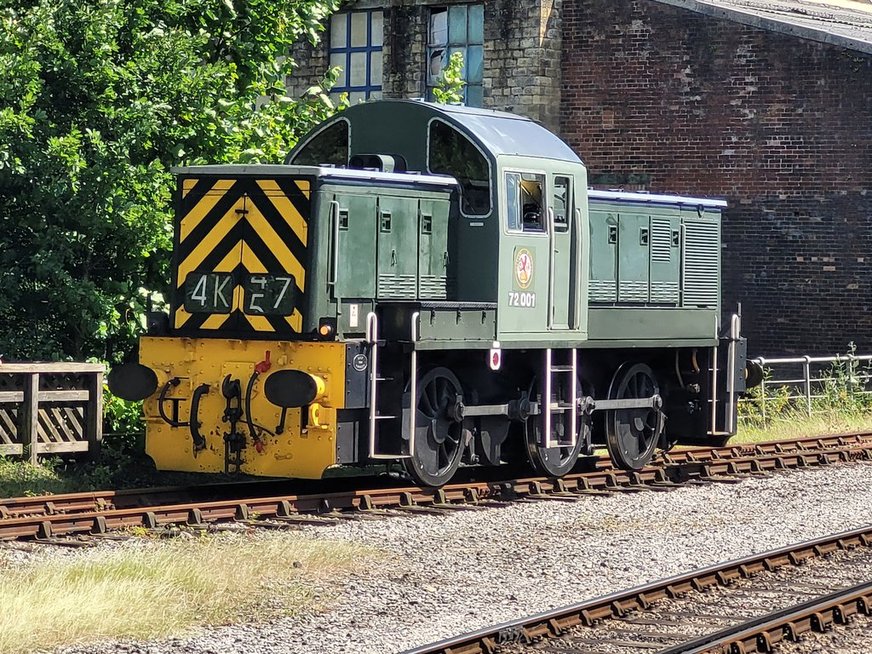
top-left (508, 292), bottom-right (536, 308)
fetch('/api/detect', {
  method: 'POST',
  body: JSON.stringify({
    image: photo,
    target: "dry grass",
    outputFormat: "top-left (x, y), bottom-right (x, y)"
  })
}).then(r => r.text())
top-left (0, 532), bottom-right (372, 653)
top-left (734, 411), bottom-right (872, 444)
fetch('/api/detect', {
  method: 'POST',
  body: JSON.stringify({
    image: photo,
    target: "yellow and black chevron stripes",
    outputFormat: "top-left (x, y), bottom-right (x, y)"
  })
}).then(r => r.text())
top-left (172, 176), bottom-right (312, 337)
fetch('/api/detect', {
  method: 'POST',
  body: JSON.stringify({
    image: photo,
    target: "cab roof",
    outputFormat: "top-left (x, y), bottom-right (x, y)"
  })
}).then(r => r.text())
top-left (288, 99), bottom-right (582, 171)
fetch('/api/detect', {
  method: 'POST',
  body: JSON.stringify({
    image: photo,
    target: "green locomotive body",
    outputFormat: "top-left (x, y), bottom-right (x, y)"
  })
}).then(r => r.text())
top-left (111, 100), bottom-right (754, 485)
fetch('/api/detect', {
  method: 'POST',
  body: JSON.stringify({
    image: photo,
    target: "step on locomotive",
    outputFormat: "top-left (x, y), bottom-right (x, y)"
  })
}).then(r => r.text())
top-left (110, 100), bottom-right (761, 486)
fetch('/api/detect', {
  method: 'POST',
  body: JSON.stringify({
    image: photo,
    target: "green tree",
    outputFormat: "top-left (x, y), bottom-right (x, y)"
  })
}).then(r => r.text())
top-left (0, 0), bottom-right (341, 361)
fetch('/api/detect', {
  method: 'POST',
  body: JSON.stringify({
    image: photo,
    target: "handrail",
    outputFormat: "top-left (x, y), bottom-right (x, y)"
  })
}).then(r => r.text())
top-left (741, 351), bottom-right (872, 421)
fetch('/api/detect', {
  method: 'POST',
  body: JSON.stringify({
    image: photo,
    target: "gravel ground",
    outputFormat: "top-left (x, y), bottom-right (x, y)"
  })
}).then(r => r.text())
top-left (499, 545), bottom-right (872, 653)
top-left (35, 461), bottom-right (872, 654)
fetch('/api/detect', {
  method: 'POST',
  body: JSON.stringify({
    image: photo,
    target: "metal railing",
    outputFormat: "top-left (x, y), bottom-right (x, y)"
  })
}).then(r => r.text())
top-left (740, 353), bottom-right (872, 421)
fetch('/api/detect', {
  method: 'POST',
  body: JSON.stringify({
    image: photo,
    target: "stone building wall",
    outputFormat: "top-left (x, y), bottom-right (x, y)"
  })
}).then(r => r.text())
top-left (287, 0), bottom-right (564, 132)
top-left (561, 0), bottom-right (872, 355)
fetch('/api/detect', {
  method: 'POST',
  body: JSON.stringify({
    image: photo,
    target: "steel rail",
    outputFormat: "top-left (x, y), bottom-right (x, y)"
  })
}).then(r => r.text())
top-left (662, 580), bottom-right (872, 654)
top-left (400, 525), bottom-right (872, 654)
top-left (2, 432), bottom-right (869, 523)
top-left (0, 433), bottom-right (869, 542)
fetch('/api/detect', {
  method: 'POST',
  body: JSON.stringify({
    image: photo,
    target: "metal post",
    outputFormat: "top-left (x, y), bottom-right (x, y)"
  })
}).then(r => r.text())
top-left (710, 345), bottom-right (719, 433)
top-left (570, 348), bottom-right (577, 448)
top-left (543, 349), bottom-right (552, 448)
top-left (409, 312), bottom-right (420, 459)
top-left (848, 353), bottom-right (857, 399)
top-left (366, 312), bottom-right (379, 459)
top-left (727, 314), bottom-right (740, 433)
top-left (758, 357), bottom-right (767, 423)
top-left (803, 355), bottom-right (812, 417)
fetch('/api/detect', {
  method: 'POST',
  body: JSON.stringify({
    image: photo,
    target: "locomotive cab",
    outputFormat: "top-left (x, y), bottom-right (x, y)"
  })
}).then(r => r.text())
top-left (112, 100), bottom-right (756, 483)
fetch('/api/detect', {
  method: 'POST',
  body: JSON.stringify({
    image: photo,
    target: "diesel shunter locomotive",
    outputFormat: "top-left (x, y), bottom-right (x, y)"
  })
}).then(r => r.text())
top-left (110, 100), bottom-right (758, 487)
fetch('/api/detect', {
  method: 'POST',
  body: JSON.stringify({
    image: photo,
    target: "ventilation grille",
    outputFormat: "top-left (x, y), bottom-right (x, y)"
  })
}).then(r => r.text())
top-left (650, 281), bottom-right (679, 304)
top-left (377, 274), bottom-right (417, 299)
top-left (651, 219), bottom-right (672, 263)
top-left (589, 279), bottom-right (617, 303)
top-left (619, 280), bottom-right (649, 303)
top-left (419, 275), bottom-right (455, 300)
top-left (682, 221), bottom-right (719, 308)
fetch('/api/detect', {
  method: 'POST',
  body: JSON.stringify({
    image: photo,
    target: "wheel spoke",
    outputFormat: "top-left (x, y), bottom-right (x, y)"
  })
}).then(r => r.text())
top-left (405, 368), bottom-right (465, 486)
top-left (428, 382), bottom-right (440, 415)
top-left (419, 389), bottom-right (435, 417)
top-left (607, 364), bottom-right (662, 471)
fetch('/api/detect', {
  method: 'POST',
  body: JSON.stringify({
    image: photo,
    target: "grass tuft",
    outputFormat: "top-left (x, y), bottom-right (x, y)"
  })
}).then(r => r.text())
top-left (0, 533), bottom-right (371, 653)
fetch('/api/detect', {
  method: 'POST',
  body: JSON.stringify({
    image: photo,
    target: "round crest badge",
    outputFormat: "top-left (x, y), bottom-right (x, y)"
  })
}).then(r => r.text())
top-left (352, 354), bottom-right (368, 372)
top-left (515, 248), bottom-right (533, 289)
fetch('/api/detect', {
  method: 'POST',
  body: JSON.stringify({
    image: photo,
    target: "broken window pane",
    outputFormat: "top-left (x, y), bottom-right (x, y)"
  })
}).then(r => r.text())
top-left (428, 48), bottom-right (446, 84)
top-left (426, 4), bottom-right (485, 106)
top-left (429, 9), bottom-right (448, 46)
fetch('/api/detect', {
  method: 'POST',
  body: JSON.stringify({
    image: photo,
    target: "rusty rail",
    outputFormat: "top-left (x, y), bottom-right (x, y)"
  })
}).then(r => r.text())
top-left (401, 526), bottom-right (872, 654)
top-left (0, 433), bottom-right (870, 543)
top-left (663, 581), bottom-right (872, 654)
top-left (2, 431), bottom-right (869, 522)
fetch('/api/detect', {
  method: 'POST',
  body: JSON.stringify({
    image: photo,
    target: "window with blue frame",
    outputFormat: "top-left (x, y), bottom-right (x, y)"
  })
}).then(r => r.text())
top-left (426, 4), bottom-right (484, 107)
top-left (329, 10), bottom-right (384, 103)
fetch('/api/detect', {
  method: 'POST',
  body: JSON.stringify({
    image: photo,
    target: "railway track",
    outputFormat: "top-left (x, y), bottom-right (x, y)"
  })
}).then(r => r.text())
top-left (403, 526), bottom-right (872, 654)
top-left (1, 432), bottom-right (870, 544)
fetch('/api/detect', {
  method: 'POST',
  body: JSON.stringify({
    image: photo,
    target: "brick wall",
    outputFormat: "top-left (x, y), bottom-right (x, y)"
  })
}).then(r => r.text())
top-left (288, 0), bottom-right (563, 132)
top-left (561, 0), bottom-right (872, 356)
top-left (285, 25), bottom-right (331, 101)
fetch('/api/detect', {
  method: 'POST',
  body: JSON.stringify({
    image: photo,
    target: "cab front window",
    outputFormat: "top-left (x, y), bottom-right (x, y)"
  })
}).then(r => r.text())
top-left (428, 119), bottom-right (491, 216)
top-left (505, 172), bottom-right (545, 233)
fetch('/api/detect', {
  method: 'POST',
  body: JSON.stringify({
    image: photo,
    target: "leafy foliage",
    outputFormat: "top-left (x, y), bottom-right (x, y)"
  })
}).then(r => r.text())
top-left (0, 0), bottom-right (341, 362)
top-left (432, 51), bottom-right (466, 105)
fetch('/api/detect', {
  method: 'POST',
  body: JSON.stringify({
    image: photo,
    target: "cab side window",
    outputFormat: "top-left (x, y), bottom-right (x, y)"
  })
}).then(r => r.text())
top-left (553, 176), bottom-right (571, 232)
top-left (505, 172), bottom-right (545, 233)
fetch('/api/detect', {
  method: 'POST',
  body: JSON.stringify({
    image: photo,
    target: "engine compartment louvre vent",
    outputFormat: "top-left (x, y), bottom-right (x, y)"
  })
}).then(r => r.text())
top-left (682, 221), bottom-right (719, 308)
top-left (651, 218), bottom-right (672, 263)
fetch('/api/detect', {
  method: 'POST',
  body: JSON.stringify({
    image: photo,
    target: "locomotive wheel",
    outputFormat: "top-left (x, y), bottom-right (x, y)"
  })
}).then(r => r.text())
top-left (525, 377), bottom-right (588, 478)
top-left (605, 363), bottom-right (664, 470)
top-left (404, 367), bottom-right (467, 487)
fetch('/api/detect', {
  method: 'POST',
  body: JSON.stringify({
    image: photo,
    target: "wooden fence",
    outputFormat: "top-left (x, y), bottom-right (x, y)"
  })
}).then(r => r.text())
top-left (0, 363), bottom-right (104, 462)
